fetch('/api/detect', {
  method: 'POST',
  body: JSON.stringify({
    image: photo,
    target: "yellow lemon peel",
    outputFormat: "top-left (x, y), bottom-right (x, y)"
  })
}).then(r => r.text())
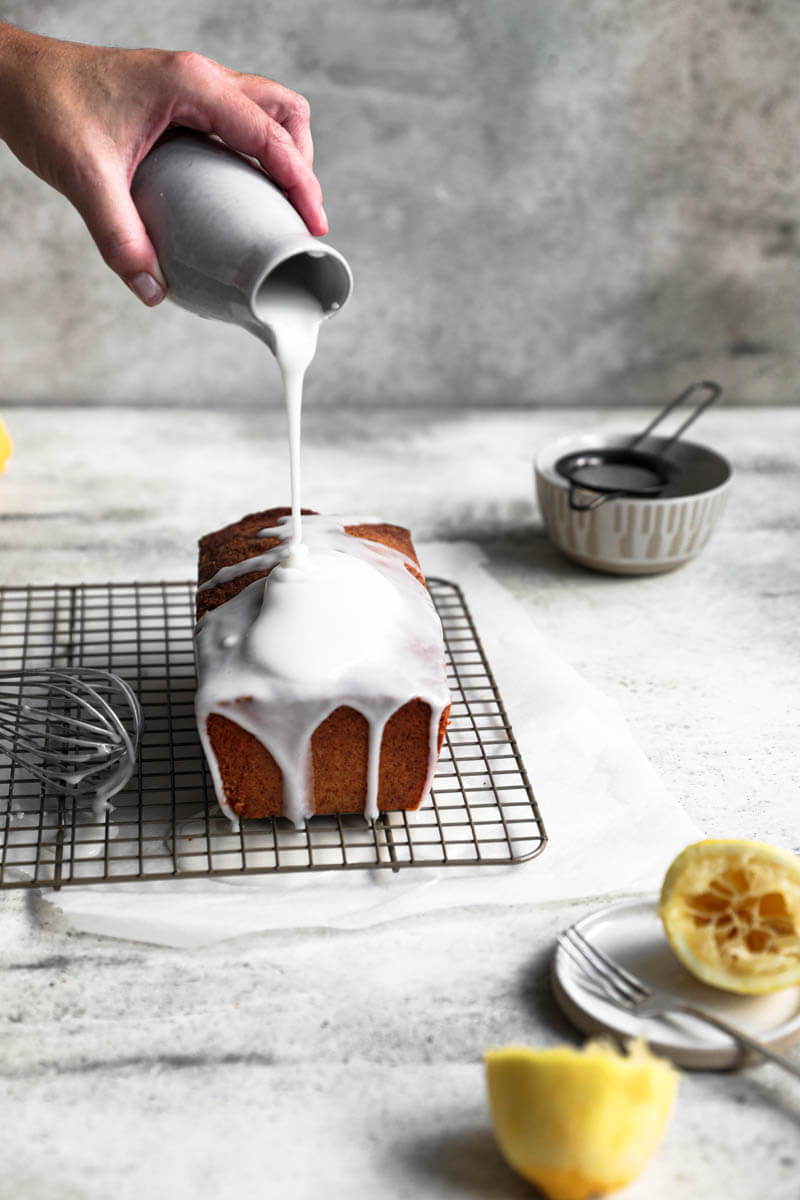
top-left (485, 1037), bottom-right (678, 1200)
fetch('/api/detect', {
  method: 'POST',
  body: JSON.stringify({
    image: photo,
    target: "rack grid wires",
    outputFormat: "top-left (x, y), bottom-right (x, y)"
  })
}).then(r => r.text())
top-left (0, 579), bottom-right (547, 889)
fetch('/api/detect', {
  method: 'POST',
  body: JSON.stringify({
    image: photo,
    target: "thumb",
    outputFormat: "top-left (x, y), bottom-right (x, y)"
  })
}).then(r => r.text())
top-left (70, 164), bottom-right (167, 306)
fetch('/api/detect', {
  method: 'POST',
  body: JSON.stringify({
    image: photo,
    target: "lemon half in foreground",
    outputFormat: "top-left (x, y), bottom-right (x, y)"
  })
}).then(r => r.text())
top-left (485, 1039), bottom-right (678, 1200)
top-left (659, 839), bottom-right (800, 995)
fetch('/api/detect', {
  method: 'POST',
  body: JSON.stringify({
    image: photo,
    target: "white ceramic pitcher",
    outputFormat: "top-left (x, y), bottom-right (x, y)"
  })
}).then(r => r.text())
top-left (131, 129), bottom-right (352, 350)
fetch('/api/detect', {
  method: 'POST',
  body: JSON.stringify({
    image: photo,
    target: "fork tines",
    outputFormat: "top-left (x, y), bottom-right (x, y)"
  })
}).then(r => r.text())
top-left (558, 925), bottom-right (651, 1007)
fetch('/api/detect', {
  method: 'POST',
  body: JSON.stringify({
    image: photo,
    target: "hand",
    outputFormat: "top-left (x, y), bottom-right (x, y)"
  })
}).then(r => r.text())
top-left (0, 25), bottom-right (327, 305)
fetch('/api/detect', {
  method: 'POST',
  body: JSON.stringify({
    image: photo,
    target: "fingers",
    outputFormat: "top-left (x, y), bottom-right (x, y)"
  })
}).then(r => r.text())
top-left (186, 89), bottom-right (327, 234)
top-left (171, 55), bottom-right (327, 234)
top-left (252, 118), bottom-right (327, 236)
top-left (235, 75), bottom-right (315, 166)
top-left (68, 160), bottom-right (167, 305)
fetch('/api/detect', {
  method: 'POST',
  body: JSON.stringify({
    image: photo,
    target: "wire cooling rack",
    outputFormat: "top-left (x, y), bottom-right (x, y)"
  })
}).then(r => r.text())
top-left (0, 579), bottom-right (546, 889)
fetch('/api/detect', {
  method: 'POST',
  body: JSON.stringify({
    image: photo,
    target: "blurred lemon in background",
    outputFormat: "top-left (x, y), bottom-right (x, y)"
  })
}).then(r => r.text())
top-left (485, 1038), bottom-right (678, 1199)
top-left (0, 416), bottom-right (11, 474)
top-left (659, 838), bottom-right (800, 994)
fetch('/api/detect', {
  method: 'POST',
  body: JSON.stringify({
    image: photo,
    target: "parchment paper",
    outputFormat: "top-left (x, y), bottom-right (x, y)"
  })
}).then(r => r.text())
top-left (44, 543), bottom-right (701, 945)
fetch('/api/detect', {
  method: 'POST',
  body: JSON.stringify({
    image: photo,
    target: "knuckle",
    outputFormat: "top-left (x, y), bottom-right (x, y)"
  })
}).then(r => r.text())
top-left (260, 83), bottom-right (311, 124)
top-left (169, 49), bottom-right (217, 83)
top-left (289, 92), bottom-right (311, 123)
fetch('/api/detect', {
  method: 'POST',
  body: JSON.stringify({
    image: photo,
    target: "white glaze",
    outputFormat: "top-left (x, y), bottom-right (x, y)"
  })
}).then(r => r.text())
top-left (195, 516), bottom-right (450, 827)
top-left (196, 266), bottom-right (449, 826)
top-left (252, 271), bottom-right (324, 554)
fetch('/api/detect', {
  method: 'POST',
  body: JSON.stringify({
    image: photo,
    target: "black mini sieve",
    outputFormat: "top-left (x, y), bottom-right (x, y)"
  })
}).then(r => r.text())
top-left (556, 381), bottom-right (723, 511)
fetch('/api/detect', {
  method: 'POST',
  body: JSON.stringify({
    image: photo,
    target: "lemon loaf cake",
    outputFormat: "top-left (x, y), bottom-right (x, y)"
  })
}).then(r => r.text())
top-left (195, 507), bottom-right (451, 825)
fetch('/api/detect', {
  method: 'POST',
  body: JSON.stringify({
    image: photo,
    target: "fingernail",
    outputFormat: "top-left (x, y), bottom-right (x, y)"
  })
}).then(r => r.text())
top-left (125, 272), bottom-right (165, 306)
top-left (151, 259), bottom-right (167, 290)
top-left (320, 206), bottom-right (329, 231)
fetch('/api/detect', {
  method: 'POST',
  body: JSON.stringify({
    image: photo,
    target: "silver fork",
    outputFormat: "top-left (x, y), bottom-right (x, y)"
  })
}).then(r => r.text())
top-left (559, 924), bottom-right (800, 1080)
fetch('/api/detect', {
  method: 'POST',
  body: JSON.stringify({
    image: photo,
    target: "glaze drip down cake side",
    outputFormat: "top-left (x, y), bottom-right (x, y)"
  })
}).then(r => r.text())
top-left (194, 508), bottom-right (451, 826)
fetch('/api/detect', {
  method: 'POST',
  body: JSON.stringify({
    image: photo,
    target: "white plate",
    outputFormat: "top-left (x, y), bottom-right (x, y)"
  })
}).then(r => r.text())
top-left (552, 898), bottom-right (800, 1070)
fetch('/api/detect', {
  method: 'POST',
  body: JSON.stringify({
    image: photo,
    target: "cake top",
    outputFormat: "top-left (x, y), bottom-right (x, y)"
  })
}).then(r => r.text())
top-left (196, 506), bottom-right (422, 620)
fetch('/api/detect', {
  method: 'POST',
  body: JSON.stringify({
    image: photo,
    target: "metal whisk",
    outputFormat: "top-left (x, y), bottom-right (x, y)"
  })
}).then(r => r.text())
top-left (0, 667), bottom-right (143, 815)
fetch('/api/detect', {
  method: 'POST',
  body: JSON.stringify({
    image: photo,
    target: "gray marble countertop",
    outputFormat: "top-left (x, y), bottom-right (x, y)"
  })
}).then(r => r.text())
top-left (1, 403), bottom-right (798, 1199)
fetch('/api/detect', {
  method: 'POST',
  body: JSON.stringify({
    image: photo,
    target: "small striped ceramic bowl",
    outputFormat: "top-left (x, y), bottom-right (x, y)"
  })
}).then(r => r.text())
top-left (535, 431), bottom-right (732, 575)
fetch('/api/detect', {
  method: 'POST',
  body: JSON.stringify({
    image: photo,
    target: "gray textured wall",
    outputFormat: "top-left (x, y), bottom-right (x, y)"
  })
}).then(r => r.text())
top-left (2, 0), bottom-right (800, 407)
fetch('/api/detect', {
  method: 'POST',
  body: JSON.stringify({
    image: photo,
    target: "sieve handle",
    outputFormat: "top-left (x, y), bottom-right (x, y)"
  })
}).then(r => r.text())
top-left (631, 380), bottom-right (722, 452)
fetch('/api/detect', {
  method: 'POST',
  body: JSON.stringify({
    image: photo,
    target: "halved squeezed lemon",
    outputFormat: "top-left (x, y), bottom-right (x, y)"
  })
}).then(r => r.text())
top-left (485, 1039), bottom-right (678, 1200)
top-left (0, 416), bottom-right (12, 475)
top-left (659, 838), bottom-right (800, 994)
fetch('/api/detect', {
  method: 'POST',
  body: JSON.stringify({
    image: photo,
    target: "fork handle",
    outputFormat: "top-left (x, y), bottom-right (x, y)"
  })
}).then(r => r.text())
top-left (679, 1003), bottom-right (800, 1079)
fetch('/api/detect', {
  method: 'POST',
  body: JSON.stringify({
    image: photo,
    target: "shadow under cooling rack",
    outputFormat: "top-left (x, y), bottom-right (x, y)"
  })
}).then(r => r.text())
top-left (0, 579), bottom-right (547, 889)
